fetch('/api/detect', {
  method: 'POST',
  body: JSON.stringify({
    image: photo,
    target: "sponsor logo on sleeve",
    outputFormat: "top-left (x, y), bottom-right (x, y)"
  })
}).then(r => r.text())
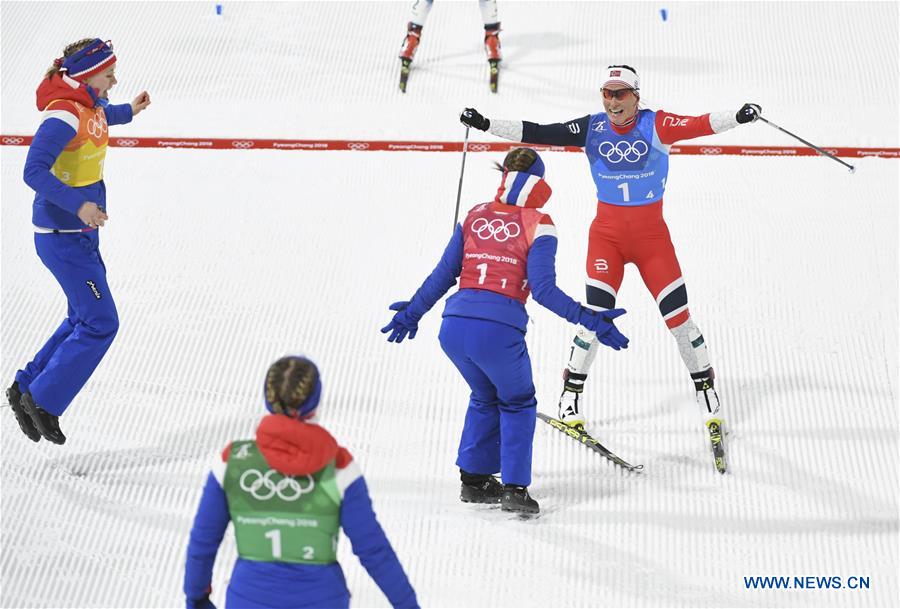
top-left (661, 116), bottom-right (689, 127)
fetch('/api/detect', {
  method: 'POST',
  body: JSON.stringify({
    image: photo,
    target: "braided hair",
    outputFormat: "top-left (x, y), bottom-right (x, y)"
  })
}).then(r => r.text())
top-left (264, 356), bottom-right (319, 417)
top-left (493, 147), bottom-right (539, 173)
top-left (44, 38), bottom-right (97, 79)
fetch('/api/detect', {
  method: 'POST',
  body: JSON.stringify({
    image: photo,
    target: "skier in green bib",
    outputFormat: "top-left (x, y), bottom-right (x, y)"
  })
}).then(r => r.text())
top-left (184, 356), bottom-right (419, 609)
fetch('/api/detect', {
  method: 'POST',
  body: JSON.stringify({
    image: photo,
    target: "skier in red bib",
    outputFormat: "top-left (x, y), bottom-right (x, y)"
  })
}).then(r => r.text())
top-left (381, 148), bottom-right (629, 515)
top-left (460, 65), bottom-right (762, 473)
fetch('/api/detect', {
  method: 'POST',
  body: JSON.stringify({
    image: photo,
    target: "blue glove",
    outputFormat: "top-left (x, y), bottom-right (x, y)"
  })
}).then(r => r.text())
top-left (381, 301), bottom-right (419, 343)
top-left (186, 596), bottom-right (216, 609)
top-left (578, 308), bottom-right (629, 350)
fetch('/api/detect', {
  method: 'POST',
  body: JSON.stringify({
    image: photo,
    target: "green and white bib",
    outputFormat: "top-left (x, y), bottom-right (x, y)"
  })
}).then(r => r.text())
top-left (223, 440), bottom-right (341, 564)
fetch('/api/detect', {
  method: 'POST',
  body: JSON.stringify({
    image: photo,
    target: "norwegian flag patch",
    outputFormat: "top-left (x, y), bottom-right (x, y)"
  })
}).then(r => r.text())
top-left (610, 70), bottom-right (621, 77)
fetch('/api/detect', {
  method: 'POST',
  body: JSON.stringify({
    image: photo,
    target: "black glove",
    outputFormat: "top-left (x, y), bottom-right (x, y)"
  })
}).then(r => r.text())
top-left (460, 108), bottom-right (490, 131)
top-left (186, 595), bottom-right (216, 609)
top-left (736, 103), bottom-right (761, 124)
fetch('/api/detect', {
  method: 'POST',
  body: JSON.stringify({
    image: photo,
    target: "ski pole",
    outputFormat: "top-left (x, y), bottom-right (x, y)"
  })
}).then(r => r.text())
top-left (452, 125), bottom-right (471, 230)
top-left (757, 115), bottom-right (856, 174)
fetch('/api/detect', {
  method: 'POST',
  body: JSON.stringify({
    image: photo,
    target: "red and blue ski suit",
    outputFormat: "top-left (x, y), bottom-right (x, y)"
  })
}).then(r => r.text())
top-left (395, 171), bottom-right (601, 486)
top-left (517, 109), bottom-right (720, 328)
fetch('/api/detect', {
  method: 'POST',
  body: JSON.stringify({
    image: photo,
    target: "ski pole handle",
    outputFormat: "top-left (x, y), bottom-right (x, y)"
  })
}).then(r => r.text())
top-left (757, 115), bottom-right (856, 174)
top-left (453, 126), bottom-right (470, 231)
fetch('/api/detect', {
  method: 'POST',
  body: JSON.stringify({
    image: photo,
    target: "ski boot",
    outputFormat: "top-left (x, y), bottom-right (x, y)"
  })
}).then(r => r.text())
top-left (21, 392), bottom-right (66, 445)
top-left (557, 370), bottom-right (587, 429)
top-left (501, 485), bottom-right (539, 515)
top-left (399, 22), bottom-right (423, 92)
top-left (460, 471), bottom-right (503, 504)
top-left (484, 23), bottom-right (501, 92)
top-left (7, 381), bottom-right (41, 442)
top-left (692, 368), bottom-right (720, 415)
top-left (399, 22), bottom-right (422, 62)
top-left (706, 418), bottom-right (727, 474)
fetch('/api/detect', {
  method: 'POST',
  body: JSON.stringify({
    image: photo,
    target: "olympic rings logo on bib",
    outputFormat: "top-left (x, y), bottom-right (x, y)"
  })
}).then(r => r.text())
top-left (87, 114), bottom-right (108, 139)
top-left (472, 218), bottom-right (521, 242)
top-left (598, 140), bottom-right (648, 163)
top-left (239, 469), bottom-right (315, 501)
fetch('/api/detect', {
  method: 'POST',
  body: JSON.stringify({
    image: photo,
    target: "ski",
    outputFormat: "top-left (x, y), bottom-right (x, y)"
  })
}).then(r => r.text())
top-left (399, 59), bottom-right (412, 93)
top-left (706, 419), bottom-right (727, 474)
top-left (537, 412), bottom-right (643, 472)
top-left (489, 59), bottom-right (499, 93)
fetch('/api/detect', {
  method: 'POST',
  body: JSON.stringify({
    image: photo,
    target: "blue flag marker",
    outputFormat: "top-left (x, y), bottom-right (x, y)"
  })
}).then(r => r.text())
top-left (216, 3), bottom-right (222, 15)
top-left (660, 8), bottom-right (668, 21)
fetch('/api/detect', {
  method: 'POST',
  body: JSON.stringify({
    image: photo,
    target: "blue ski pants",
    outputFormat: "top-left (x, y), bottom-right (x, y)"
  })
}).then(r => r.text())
top-left (226, 585), bottom-right (349, 609)
top-left (438, 316), bottom-right (537, 487)
top-left (15, 231), bottom-right (118, 416)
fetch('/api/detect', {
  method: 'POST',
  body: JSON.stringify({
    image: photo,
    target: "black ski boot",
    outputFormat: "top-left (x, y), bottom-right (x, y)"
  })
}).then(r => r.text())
top-left (501, 484), bottom-right (540, 515)
top-left (692, 368), bottom-right (720, 415)
top-left (7, 381), bottom-right (41, 442)
top-left (460, 471), bottom-right (503, 504)
top-left (21, 392), bottom-right (66, 445)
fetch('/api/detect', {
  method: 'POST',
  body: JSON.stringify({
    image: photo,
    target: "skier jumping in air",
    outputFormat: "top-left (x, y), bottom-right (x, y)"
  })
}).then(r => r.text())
top-left (381, 148), bottom-right (629, 515)
top-left (6, 38), bottom-right (151, 445)
top-left (460, 65), bottom-right (762, 473)
top-left (184, 356), bottom-right (419, 609)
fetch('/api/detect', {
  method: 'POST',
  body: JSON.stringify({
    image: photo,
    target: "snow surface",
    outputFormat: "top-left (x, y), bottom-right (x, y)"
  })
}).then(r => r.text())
top-left (1, 2), bottom-right (898, 608)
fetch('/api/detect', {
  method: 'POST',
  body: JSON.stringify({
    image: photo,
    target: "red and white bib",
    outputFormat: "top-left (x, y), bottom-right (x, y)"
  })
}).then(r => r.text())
top-left (459, 202), bottom-right (549, 303)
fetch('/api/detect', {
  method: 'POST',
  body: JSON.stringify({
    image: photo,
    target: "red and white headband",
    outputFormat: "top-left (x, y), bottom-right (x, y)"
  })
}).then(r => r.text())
top-left (602, 66), bottom-right (639, 92)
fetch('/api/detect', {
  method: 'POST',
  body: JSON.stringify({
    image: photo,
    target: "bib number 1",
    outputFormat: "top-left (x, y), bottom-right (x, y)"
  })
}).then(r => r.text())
top-left (264, 529), bottom-right (282, 558)
top-left (264, 529), bottom-right (315, 561)
top-left (476, 263), bottom-right (488, 285)
top-left (473, 262), bottom-right (526, 292)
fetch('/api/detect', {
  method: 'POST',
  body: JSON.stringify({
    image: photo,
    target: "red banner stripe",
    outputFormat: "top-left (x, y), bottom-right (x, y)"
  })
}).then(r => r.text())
top-left (1, 135), bottom-right (897, 158)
